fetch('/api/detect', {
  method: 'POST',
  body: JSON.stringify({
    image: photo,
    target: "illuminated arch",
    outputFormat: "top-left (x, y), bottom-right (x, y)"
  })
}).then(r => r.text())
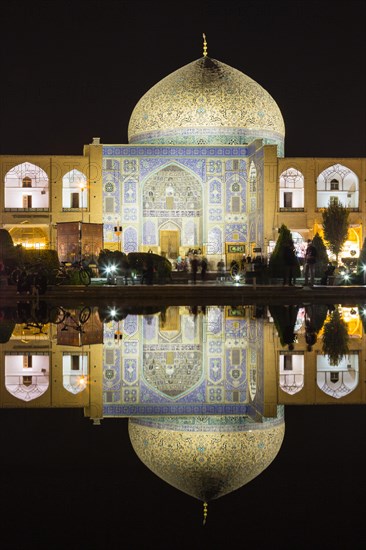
top-left (4, 162), bottom-right (49, 209)
top-left (316, 353), bottom-right (359, 398)
top-left (5, 354), bottom-right (49, 402)
top-left (317, 164), bottom-right (359, 209)
top-left (62, 169), bottom-right (88, 209)
top-left (279, 167), bottom-right (304, 209)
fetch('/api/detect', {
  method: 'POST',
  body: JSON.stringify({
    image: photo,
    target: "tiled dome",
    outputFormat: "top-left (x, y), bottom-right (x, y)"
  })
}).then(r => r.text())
top-left (128, 57), bottom-right (285, 151)
top-left (128, 414), bottom-right (285, 502)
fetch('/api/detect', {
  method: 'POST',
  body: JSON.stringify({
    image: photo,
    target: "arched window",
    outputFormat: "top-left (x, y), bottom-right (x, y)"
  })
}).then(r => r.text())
top-left (279, 167), bottom-right (304, 209)
top-left (62, 169), bottom-right (88, 209)
top-left (62, 353), bottom-right (88, 394)
top-left (5, 353), bottom-right (49, 402)
top-left (317, 164), bottom-right (359, 209)
top-left (279, 353), bottom-right (305, 394)
top-left (316, 353), bottom-right (359, 398)
top-left (4, 162), bottom-right (49, 209)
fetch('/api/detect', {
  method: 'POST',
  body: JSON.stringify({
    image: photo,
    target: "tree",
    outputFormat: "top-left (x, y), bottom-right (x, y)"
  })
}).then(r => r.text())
top-left (322, 200), bottom-right (349, 265)
top-left (322, 308), bottom-right (349, 366)
top-left (268, 224), bottom-right (300, 279)
top-left (312, 232), bottom-right (329, 278)
top-left (0, 228), bottom-right (16, 272)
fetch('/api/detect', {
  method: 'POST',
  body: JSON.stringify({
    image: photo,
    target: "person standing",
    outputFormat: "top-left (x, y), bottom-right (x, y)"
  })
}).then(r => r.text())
top-left (304, 239), bottom-right (317, 286)
top-left (191, 255), bottom-right (199, 284)
top-left (201, 256), bottom-right (208, 281)
top-left (217, 258), bottom-right (225, 281)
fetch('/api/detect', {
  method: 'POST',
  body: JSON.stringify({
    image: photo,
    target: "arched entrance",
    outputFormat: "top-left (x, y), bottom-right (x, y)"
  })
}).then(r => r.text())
top-left (8, 225), bottom-right (49, 249)
top-left (142, 164), bottom-right (202, 260)
top-left (160, 226), bottom-right (180, 260)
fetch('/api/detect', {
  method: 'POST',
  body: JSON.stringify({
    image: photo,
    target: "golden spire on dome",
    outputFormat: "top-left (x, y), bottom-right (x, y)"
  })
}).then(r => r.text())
top-left (203, 33), bottom-right (208, 57)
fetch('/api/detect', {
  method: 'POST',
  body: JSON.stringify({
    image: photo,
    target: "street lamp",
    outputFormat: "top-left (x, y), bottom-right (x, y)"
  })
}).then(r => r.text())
top-left (79, 182), bottom-right (86, 263)
top-left (80, 182), bottom-right (85, 223)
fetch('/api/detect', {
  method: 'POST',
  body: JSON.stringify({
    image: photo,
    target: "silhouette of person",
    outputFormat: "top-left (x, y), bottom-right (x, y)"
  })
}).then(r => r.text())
top-left (191, 255), bottom-right (199, 284)
top-left (304, 239), bottom-right (317, 286)
top-left (142, 259), bottom-right (154, 285)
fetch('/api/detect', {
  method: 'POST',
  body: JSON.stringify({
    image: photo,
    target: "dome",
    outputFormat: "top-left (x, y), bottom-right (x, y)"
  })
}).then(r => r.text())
top-left (128, 413), bottom-right (285, 502)
top-left (128, 56), bottom-right (285, 152)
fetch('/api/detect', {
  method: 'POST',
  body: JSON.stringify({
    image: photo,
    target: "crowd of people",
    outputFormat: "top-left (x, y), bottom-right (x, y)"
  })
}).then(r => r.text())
top-left (175, 254), bottom-right (208, 282)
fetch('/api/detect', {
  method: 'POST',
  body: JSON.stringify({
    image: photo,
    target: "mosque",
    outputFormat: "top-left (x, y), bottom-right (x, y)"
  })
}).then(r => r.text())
top-left (1, 36), bottom-right (364, 265)
top-left (1, 36), bottom-right (365, 512)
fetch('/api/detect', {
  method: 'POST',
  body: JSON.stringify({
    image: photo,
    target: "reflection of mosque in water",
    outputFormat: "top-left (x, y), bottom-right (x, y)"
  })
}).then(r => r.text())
top-left (1, 301), bottom-right (365, 505)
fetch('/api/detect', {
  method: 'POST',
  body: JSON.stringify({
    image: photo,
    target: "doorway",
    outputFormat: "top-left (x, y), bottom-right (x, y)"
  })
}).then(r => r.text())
top-left (160, 230), bottom-right (179, 259)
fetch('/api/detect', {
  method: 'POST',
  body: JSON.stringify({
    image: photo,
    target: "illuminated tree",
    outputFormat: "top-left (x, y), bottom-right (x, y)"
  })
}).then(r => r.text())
top-left (322, 308), bottom-right (349, 366)
top-left (322, 201), bottom-right (349, 265)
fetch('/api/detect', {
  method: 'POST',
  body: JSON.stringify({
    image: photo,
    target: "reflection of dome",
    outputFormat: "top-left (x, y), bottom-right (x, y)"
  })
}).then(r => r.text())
top-left (128, 57), bottom-right (285, 152)
top-left (128, 413), bottom-right (285, 502)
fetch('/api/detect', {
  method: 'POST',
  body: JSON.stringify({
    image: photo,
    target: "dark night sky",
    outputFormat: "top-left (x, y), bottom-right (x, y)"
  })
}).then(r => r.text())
top-left (1, 1), bottom-right (366, 548)
top-left (1, 0), bottom-right (365, 157)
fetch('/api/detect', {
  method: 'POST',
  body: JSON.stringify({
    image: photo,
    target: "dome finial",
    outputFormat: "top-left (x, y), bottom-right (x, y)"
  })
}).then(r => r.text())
top-left (203, 501), bottom-right (208, 525)
top-left (202, 33), bottom-right (208, 57)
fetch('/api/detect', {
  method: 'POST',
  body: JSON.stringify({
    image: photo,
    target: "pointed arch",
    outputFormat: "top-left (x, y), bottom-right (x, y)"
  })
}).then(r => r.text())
top-left (142, 162), bottom-right (203, 257)
top-left (5, 354), bottom-right (49, 402)
top-left (4, 161), bottom-right (49, 209)
top-left (62, 169), bottom-right (88, 209)
top-left (279, 167), bottom-right (304, 209)
top-left (317, 164), bottom-right (359, 208)
top-left (279, 353), bottom-right (305, 395)
top-left (316, 353), bottom-right (359, 398)
top-left (62, 353), bottom-right (88, 394)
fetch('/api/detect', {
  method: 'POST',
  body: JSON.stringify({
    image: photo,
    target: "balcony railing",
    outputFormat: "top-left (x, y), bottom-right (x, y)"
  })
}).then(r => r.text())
top-left (4, 207), bottom-right (49, 212)
top-left (279, 207), bottom-right (305, 212)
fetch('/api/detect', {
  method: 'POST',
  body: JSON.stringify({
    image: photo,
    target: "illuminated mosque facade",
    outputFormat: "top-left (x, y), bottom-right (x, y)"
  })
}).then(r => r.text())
top-left (1, 37), bottom-right (365, 263)
top-left (1, 38), bottom-right (366, 507)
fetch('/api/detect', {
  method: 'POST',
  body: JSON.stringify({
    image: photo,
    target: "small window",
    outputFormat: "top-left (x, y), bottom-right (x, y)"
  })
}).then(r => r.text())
top-left (71, 192), bottom-right (79, 208)
top-left (330, 179), bottom-right (339, 190)
top-left (22, 176), bottom-right (32, 188)
top-left (330, 196), bottom-right (339, 206)
top-left (284, 355), bottom-right (293, 371)
top-left (330, 372), bottom-right (339, 383)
